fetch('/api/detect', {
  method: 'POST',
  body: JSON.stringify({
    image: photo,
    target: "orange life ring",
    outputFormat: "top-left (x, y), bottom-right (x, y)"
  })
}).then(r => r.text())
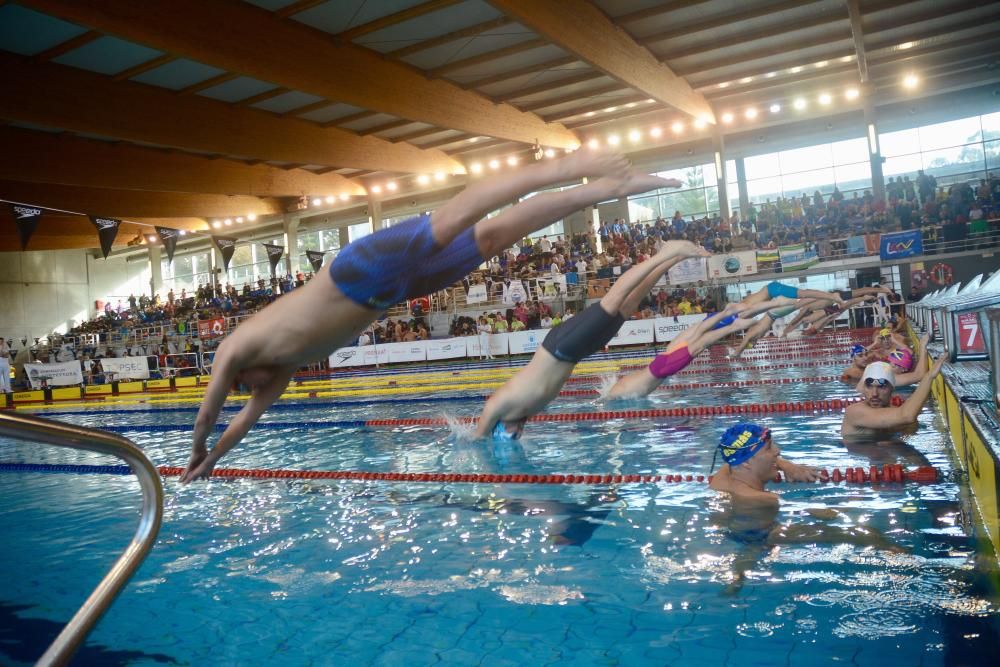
top-left (928, 263), bottom-right (953, 286)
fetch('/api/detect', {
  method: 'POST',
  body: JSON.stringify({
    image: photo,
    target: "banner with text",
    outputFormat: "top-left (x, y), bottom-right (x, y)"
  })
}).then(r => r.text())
top-left (213, 236), bottom-right (238, 272)
top-left (707, 251), bottom-right (758, 278)
top-left (329, 346), bottom-right (388, 367)
top-left (607, 319), bottom-right (655, 346)
top-left (880, 229), bottom-right (923, 260)
top-left (263, 243), bottom-right (284, 276)
top-left (384, 342), bottom-right (426, 364)
top-left (667, 257), bottom-right (708, 285)
top-left (466, 283), bottom-right (488, 304)
top-left (99, 356), bottom-right (151, 380)
top-left (90, 216), bottom-right (121, 259)
top-left (507, 329), bottom-right (545, 355)
top-left (425, 338), bottom-right (469, 361)
top-left (778, 243), bottom-right (819, 271)
top-left (156, 226), bottom-right (180, 263)
top-left (467, 333), bottom-right (509, 358)
top-left (10, 203), bottom-right (42, 250)
top-left (653, 314), bottom-right (706, 343)
top-left (25, 361), bottom-right (83, 389)
top-left (306, 250), bottom-right (326, 273)
top-left (535, 275), bottom-right (568, 300)
top-left (502, 279), bottom-right (528, 305)
top-left (197, 318), bottom-right (227, 338)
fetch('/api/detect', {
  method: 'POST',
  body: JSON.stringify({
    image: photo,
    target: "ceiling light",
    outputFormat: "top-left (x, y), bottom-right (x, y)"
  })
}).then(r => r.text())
top-left (793, 98), bottom-right (807, 110)
top-left (770, 103), bottom-right (781, 113)
top-left (790, 66), bottom-right (802, 74)
top-left (212, 221), bottom-right (221, 229)
top-left (506, 156), bottom-right (518, 166)
top-left (544, 148), bottom-right (555, 158)
top-left (179, 230), bottom-right (187, 236)
top-left (765, 71), bottom-right (777, 78)
top-left (670, 121), bottom-right (683, 134)
top-left (434, 172), bottom-right (446, 182)
top-left (646, 98), bottom-right (655, 103)
top-left (604, 106), bottom-right (617, 113)
top-left (470, 162), bottom-right (483, 174)
top-left (739, 77), bottom-right (753, 84)
top-left (235, 216), bottom-right (244, 223)
top-left (818, 93), bottom-right (832, 105)
top-left (899, 41), bottom-right (913, 50)
top-left (718, 82), bottom-right (729, 89)
top-left (311, 198), bottom-right (321, 206)
top-left (650, 126), bottom-right (663, 138)
top-left (903, 73), bottom-right (919, 89)
top-left (744, 107), bottom-right (758, 119)
top-left (625, 102), bottom-right (636, 108)
top-left (468, 137), bottom-right (479, 143)
top-left (587, 138), bottom-right (600, 150)
top-left (248, 213), bottom-right (257, 221)
top-left (721, 112), bottom-right (734, 124)
top-left (417, 174), bottom-right (430, 185)
top-left (845, 87), bottom-right (859, 100)
top-left (489, 159), bottom-right (501, 169)
top-left (386, 181), bottom-right (397, 191)
top-left (224, 219), bottom-right (232, 226)
top-left (815, 60), bottom-right (828, 68)
top-left (585, 111), bottom-right (595, 117)
top-left (693, 118), bottom-right (706, 129)
top-left (607, 134), bottom-right (621, 146)
top-left (628, 130), bottom-right (641, 143)
top-left (147, 235), bottom-right (156, 242)
top-left (840, 55), bottom-right (854, 63)
top-left (371, 185), bottom-right (382, 193)
top-left (338, 194), bottom-right (348, 202)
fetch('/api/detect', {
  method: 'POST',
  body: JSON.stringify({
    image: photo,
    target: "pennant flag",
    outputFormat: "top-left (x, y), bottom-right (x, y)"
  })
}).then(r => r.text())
top-left (90, 216), bottom-right (121, 259)
top-left (306, 249), bottom-right (326, 273)
top-left (213, 236), bottom-right (238, 272)
top-left (10, 203), bottom-right (43, 250)
top-left (262, 243), bottom-right (284, 276)
top-left (156, 226), bottom-right (180, 263)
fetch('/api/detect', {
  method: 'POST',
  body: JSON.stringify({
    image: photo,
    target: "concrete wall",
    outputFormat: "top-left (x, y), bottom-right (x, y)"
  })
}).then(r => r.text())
top-left (0, 249), bottom-right (90, 342)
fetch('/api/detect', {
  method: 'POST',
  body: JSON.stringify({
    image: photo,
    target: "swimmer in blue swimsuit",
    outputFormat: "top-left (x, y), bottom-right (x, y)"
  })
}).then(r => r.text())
top-left (183, 149), bottom-right (683, 482)
top-left (741, 281), bottom-right (842, 308)
top-left (475, 240), bottom-right (711, 441)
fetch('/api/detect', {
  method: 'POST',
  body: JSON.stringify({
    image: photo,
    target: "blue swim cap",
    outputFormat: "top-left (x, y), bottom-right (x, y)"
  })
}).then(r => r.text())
top-left (708, 313), bottom-right (738, 330)
top-left (492, 420), bottom-right (521, 441)
top-left (850, 344), bottom-right (866, 358)
top-left (717, 422), bottom-right (770, 467)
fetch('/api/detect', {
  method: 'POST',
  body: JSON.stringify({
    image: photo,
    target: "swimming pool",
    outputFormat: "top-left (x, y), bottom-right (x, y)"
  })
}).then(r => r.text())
top-left (1, 340), bottom-right (998, 666)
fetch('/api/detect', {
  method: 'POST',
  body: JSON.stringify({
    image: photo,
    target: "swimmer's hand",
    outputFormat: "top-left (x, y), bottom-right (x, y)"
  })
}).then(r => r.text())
top-left (660, 240), bottom-right (711, 259)
top-left (660, 178), bottom-right (684, 189)
top-left (778, 459), bottom-right (819, 483)
top-left (180, 446), bottom-right (218, 483)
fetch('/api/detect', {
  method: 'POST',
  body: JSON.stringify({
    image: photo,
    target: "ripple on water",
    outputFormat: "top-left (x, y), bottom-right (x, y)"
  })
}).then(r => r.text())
top-left (736, 621), bottom-right (783, 638)
top-left (834, 608), bottom-right (917, 638)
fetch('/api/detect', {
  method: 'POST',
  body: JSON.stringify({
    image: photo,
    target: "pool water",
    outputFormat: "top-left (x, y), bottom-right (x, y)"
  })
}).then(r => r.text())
top-left (1, 352), bottom-right (999, 666)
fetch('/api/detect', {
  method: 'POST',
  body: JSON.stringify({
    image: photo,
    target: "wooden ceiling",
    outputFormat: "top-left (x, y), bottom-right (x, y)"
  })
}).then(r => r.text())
top-left (1, 0), bottom-right (998, 251)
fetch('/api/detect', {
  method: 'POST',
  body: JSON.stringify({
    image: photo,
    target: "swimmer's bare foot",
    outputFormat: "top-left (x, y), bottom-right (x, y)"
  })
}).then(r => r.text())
top-left (558, 147), bottom-right (629, 180)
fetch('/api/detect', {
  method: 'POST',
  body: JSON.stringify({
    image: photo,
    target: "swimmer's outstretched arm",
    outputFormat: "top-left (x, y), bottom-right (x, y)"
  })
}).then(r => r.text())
top-left (776, 457), bottom-right (818, 482)
top-left (894, 333), bottom-right (930, 386)
top-left (842, 352), bottom-right (946, 433)
top-left (780, 299), bottom-right (821, 332)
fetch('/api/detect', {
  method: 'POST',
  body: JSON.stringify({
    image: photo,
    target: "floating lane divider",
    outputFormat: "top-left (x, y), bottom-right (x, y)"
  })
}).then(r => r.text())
top-left (0, 462), bottom-right (939, 485)
top-left (94, 396), bottom-right (903, 433)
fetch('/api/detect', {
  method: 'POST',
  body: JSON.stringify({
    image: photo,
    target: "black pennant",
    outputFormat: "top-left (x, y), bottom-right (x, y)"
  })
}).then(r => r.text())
top-left (89, 216), bottom-right (121, 259)
top-left (306, 249), bottom-right (326, 273)
top-left (10, 204), bottom-right (43, 250)
top-left (156, 226), bottom-right (180, 263)
top-left (262, 243), bottom-right (284, 276)
top-left (212, 236), bottom-right (238, 272)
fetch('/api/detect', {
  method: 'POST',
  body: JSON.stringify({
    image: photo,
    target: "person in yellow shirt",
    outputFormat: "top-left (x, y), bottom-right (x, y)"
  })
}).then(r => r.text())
top-left (511, 319), bottom-right (526, 332)
top-left (677, 298), bottom-right (692, 315)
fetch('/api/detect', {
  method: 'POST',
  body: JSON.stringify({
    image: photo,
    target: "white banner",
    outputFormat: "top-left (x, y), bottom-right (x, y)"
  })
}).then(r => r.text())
top-left (329, 346), bottom-right (388, 368)
top-left (502, 280), bottom-right (527, 305)
top-left (667, 257), bottom-right (708, 284)
top-left (466, 284), bottom-right (487, 304)
top-left (467, 333), bottom-right (509, 357)
top-left (535, 275), bottom-right (568, 301)
top-left (99, 356), bottom-right (151, 380)
top-left (507, 329), bottom-right (546, 355)
top-left (707, 251), bottom-right (758, 278)
top-left (385, 342), bottom-right (426, 364)
top-left (653, 314), bottom-right (705, 343)
top-left (607, 319), bottom-right (655, 346)
top-left (426, 337), bottom-right (469, 361)
top-left (25, 361), bottom-right (83, 389)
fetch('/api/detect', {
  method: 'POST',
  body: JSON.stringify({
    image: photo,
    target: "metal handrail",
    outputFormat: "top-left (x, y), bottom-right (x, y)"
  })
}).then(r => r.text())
top-left (0, 411), bottom-right (163, 667)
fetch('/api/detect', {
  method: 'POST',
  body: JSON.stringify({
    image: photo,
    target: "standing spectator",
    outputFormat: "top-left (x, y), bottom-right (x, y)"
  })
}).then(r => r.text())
top-left (0, 337), bottom-right (11, 393)
top-left (477, 316), bottom-right (494, 360)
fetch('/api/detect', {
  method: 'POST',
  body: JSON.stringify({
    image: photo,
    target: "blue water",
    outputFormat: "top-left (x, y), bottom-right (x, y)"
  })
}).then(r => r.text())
top-left (1, 354), bottom-right (998, 666)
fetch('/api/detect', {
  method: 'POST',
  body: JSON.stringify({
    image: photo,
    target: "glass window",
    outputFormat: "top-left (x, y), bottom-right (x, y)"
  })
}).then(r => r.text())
top-left (986, 140), bottom-right (1000, 171)
top-left (701, 162), bottom-right (718, 188)
top-left (921, 143), bottom-right (985, 178)
top-left (662, 189), bottom-right (708, 217)
top-left (747, 177), bottom-right (782, 203)
top-left (744, 153), bottom-right (781, 179)
top-left (628, 196), bottom-right (660, 222)
top-left (706, 186), bottom-right (720, 213)
top-left (831, 138), bottom-right (868, 165)
top-left (917, 116), bottom-right (982, 151)
top-left (781, 167), bottom-right (835, 196)
top-left (348, 221), bottom-right (372, 243)
top-left (879, 128), bottom-right (919, 158)
top-left (883, 154), bottom-right (922, 178)
top-left (725, 159), bottom-right (738, 186)
top-left (983, 112), bottom-right (1000, 141)
top-left (834, 162), bottom-right (872, 192)
top-left (780, 144), bottom-right (833, 172)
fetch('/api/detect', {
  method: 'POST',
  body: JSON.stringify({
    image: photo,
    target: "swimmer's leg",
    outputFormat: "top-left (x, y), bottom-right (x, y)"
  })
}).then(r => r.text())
top-left (600, 243), bottom-right (704, 317)
top-left (732, 317), bottom-right (770, 357)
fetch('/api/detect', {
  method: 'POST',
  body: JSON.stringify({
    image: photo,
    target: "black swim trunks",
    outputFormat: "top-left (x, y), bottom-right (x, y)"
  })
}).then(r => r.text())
top-left (540, 303), bottom-right (624, 363)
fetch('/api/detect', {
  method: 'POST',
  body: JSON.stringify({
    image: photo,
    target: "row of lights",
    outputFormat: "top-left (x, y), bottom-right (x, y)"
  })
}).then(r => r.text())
top-left (719, 87), bottom-right (862, 124)
top-left (210, 213), bottom-right (258, 229)
top-left (717, 56), bottom-right (856, 89)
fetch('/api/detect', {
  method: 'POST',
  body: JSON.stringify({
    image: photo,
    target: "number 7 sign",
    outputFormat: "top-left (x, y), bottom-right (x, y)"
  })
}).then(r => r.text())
top-left (957, 312), bottom-right (985, 353)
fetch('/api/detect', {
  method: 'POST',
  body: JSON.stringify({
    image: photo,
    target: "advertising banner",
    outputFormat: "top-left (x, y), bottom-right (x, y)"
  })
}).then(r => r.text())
top-left (156, 226), bottom-right (180, 263)
top-left (467, 333), bottom-right (509, 358)
top-left (846, 236), bottom-right (867, 256)
top-left (653, 314), bottom-right (705, 343)
top-left (213, 236), bottom-right (238, 271)
top-left (25, 361), bottom-right (83, 389)
top-left (10, 203), bottom-right (42, 250)
top-left (329, 346), bottom-right (388, 367)
top-left (306, 250), bottom-right (326, 273)
top-left (384, 342), bottom-right (426, 364)
top-left (425, 338), bottom-right (469, 361)
top-left (606, 319), bottom-right (655, 346)
top-left (466, 284), bottom-right (488, 304)
top-left (100, 356), bottom-right (151, 380)
top-left (707, 250), bottom-right (758, 278)
top-left (778, 243), bottom-right (819, 271)
top-left (197, 318), bottom-right (227, 338)
top-left (667, 257), bottom-right (707, 284)
top-left (502, 280), bottom-right (527, 305)
top-left (536, 275), bottom-right (568, 300)
top-left (263, 243), bottom-right (285, 276)
top-left (90, 216), bottom-right (121, 259)
top-left (879, 229), bottom-right (923, 260)
top-left (507, 329), bottom-right (545, 355)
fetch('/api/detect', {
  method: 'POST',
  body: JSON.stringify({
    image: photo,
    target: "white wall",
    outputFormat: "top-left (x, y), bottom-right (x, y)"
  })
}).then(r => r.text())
top-left (0, 249), bottom-right (91, 342)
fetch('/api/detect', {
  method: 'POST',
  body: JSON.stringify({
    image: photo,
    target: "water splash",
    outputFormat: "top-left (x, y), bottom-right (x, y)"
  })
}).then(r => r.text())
top-left (443, 412), bottom-right (476, 440)
top-left (595, 373), bottom-right (621, 399)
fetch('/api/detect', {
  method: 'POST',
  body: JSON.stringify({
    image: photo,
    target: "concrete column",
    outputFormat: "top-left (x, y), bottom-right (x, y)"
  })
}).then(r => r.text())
top-left (148, 244), bottom-right (162, 298)
top-left (713, 130), bottom-right (731, 221)
top-left (367, 195), bottom-right (384, 231)
top-left (863, 91), bottom-right (886, 201)
top-left (283, 214), bottom-right (300, 275)
top-left (339, 226), bottom-right (350, 248)
top-left (735, 157), bottom-right (750, 232)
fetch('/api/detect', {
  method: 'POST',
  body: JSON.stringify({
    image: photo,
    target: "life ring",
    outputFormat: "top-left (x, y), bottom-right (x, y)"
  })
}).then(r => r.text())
top-left (410, 296), bottom-right (431, 312)
top-left (910, 269), bottom-right (927, 290)
top-left (928, 263), bottom-right (954, 286)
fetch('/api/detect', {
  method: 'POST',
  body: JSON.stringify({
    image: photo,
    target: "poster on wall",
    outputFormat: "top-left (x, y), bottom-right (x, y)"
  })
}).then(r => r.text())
top-left (667, 257), bottom-right (707, 284)
top-left (880, 230), bottom-right (923, 260)
top-left (100, 357), bottom-right (151, 380)
top-left (707, 251), bottom-right (757, 278)
top-left (502, 280), bottom-right (527, 305)
top-left (25, 361), bottom-right (83, 389)
top-left (466, 284), bottom-right (487, 304)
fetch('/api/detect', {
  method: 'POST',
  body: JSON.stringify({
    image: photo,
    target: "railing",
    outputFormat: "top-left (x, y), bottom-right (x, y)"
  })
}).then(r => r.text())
top-left (0, 411), bottom-right (163, 666)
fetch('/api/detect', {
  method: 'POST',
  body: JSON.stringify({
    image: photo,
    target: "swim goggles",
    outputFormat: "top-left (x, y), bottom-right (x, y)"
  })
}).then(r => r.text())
top-left (864, 378), bottom-right (891, 388)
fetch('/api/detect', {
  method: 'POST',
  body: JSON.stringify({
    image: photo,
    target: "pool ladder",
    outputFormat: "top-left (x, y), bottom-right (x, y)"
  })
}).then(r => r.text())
top-left (0, 411), bottom-right (163, 667)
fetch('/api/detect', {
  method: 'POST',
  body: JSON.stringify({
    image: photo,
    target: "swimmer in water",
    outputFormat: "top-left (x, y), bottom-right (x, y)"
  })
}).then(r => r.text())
top-left (474, 240), bottom-right (711, 441)
top-left (603, 298), bottom-right (796, 399)
top-left (181, 148), bottom-right (682, 482)
top-left (841, 354), bottom-right (947, 439)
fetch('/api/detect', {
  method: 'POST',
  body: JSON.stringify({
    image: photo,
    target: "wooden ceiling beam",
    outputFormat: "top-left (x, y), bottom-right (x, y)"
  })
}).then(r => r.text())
top-left (502, 71), bottom-right (605, 103)
top-left (359, 119), bottom-right (418, 136)
top-left (640, 0), bottom-right (827, 47)
top-left (428, 38), bottom-right (548, 77)
top-left (0, 179), bottom-right (282, 219)
top-left (461, 56), bottom-right (578, 90)
top-left (0, 126), bottom-right (364, 197)
top-left (111, 53), bottom-right (175, 81)
top-left (0, 53), bottom-right (464, 174)
top-left (32, 30), bottom-right (102, 63)
top-left (236, 86), bottom-right (289, 107)
top-left (486, 0), bottom-right (715, 122)
top-left (338, 0), bottom-right (463, 41)
top-left (275, 0), bottom-right (329, 19)
top-left (178, 71), bottom-right (240, 96)
top-left (22, 0), bottom-right (578, 148)
top-left (387, 16), bottom-right (514, 59)
top-left (519, 83), bottom-right (625, 113)
top-left (281, 98), bottom-right (335, 117)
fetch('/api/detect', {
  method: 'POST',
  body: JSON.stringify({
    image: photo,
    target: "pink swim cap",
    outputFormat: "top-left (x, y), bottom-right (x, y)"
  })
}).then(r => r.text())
top-left (887, 347), bottom-right (913, 373)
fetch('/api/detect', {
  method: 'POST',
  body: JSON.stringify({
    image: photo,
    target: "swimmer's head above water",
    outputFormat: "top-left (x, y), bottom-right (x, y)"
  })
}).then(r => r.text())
top-left (712, 421), bottom-right (774, 472)
top-left (858, 362), bottom-right (895, 407)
